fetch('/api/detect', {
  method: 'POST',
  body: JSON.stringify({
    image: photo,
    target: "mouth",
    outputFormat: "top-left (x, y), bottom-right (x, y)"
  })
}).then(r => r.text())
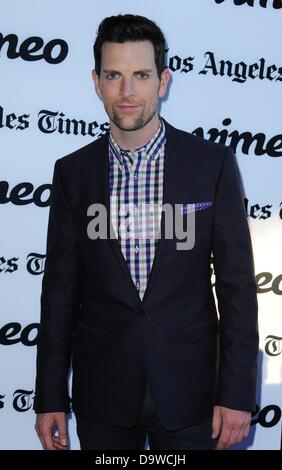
top-left (116, 105), bottom-right (141, 114)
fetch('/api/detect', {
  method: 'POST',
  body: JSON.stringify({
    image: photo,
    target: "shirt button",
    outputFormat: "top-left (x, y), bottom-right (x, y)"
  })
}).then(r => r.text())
top-left (135, 245), bottom-right (139, 253)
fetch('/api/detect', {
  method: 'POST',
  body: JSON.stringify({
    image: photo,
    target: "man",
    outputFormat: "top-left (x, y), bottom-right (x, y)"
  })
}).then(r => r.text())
top-left (34, 14), bottom-right (258, 450)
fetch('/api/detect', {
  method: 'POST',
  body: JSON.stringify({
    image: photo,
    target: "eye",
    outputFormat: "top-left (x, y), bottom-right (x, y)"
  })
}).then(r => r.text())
top-left (137, 72), bottom-right (149, 80)
top-left (105, 72), bottom-right (119, 80)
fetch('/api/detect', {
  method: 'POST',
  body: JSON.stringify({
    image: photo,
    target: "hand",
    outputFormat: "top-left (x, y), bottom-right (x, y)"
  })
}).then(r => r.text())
top-left (35, 412), bottom-right (68, 450)
top-left (212, 405), bottom-right (251, 450)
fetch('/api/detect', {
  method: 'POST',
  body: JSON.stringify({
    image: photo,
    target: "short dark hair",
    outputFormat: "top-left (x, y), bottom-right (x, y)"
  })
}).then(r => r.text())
top-left (93, 14), bottom-right (166, 79)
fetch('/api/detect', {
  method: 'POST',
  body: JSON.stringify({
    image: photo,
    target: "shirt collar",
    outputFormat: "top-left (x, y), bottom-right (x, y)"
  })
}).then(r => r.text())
top-left (109, 117), bottom-right (166, 166)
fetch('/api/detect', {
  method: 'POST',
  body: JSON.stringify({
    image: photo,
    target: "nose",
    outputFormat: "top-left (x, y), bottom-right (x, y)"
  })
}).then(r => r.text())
top-left (120, 77), bottom-right (135, 99)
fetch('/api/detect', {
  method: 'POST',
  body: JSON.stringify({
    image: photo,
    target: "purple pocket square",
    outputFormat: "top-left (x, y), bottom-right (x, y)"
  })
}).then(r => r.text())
top-left (180, 202), bottom-right (212, 214)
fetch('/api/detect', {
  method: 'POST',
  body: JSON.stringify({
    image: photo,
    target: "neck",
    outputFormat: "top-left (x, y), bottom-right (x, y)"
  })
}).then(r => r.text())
top-left (110, 113), bottom-right (160, 152)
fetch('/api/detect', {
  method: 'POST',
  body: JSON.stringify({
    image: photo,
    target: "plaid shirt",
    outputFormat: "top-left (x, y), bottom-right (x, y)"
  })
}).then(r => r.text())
top-left (109, 118), bottom-right (166, 300)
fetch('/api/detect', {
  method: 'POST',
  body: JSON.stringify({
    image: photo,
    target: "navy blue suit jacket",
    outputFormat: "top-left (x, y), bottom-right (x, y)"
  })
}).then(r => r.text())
top-left (34, 119), bottom-right (258, 430)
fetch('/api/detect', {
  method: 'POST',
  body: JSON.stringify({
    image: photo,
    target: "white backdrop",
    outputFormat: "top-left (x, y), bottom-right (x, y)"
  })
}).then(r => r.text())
top-left (0, 0), bottom-right (281, 450)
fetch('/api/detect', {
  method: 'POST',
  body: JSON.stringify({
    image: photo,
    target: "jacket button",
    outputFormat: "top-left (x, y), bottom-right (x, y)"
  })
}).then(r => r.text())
top-left (139, 308), bottom-right (148, 316)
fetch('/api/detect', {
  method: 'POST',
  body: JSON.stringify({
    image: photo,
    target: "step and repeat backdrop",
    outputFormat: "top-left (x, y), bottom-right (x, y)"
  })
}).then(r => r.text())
top-left (0, 0), bottom-right (281, 450)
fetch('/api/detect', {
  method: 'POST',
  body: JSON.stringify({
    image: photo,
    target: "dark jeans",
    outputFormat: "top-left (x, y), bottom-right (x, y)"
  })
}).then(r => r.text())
top-left (75, 382), bottom-right (217, 450)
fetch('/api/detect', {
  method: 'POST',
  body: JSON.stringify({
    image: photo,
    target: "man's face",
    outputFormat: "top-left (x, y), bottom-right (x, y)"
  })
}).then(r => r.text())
top-left (92, 40), bottom-right (170, 132)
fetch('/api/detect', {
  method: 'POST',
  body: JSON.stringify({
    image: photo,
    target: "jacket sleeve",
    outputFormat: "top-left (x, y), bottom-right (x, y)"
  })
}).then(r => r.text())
top-left (34, 159), bottom-right (81, 413)
top-left (212, 147), bottom-right (259, 412)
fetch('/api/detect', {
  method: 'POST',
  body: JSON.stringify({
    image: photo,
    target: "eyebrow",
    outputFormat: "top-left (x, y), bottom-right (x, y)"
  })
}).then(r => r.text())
top-left (135, 69), bottom-right (153, 74)
top-left (102, 69), bottom-right (153, 74)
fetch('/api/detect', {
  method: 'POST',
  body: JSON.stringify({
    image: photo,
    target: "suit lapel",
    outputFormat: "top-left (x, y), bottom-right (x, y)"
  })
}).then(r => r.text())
top-left (96, 133), bottom-right (141, 299)
top-left (142, 121), bottom-right (181, 303)
top-left (96, 120), bottom-right (181, 304)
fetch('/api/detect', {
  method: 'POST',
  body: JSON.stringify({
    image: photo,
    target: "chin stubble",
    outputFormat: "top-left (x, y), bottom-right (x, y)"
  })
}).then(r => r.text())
top-left (107, 106), bottom-right (157, 132)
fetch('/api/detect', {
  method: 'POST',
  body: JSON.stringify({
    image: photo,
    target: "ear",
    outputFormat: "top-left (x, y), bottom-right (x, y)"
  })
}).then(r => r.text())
top-left (92, 69), bottom-right (102, 98)
top-left (158, 68), bottom-right (170, 98)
